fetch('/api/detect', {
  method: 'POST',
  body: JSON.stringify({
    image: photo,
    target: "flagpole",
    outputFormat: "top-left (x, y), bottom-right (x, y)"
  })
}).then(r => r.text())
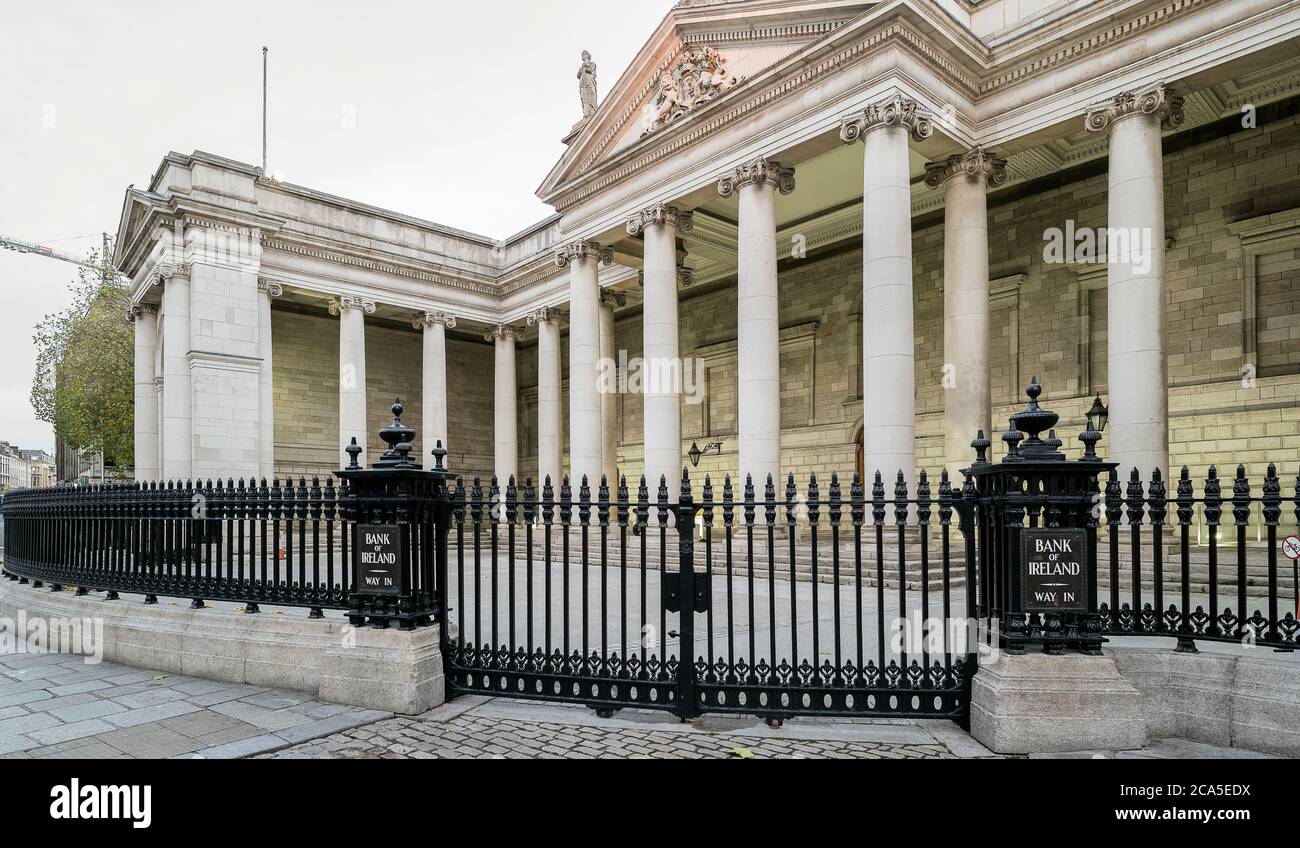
top-left (262, 46), bottom-right (268, 176)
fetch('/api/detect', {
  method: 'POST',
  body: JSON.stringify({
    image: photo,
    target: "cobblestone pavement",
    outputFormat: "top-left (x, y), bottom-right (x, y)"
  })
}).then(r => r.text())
top-left (263, 696), bottom-right (991, 759)
top-left (0, 651), bottom-right (389, 759)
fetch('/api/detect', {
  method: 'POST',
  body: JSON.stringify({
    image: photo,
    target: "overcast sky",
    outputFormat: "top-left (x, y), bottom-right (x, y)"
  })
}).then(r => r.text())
top-left (0, 0), bottom-right (671, 452)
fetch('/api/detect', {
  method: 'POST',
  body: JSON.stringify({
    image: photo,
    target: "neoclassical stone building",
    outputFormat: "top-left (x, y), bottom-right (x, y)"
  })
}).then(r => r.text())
top-left (118, 0), bottom-right (1300, 494)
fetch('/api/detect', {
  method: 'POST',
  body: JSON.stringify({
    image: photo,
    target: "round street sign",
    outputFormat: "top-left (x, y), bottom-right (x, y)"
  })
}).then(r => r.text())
top-left (1284, 536), bottom-right (1300, 561)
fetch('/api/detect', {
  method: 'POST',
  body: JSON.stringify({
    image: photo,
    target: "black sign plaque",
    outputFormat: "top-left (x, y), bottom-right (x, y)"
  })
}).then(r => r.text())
top-left (356, 524), bottom-right (404, 596)
top-left (1020, 528), bottom-right (1088, 613)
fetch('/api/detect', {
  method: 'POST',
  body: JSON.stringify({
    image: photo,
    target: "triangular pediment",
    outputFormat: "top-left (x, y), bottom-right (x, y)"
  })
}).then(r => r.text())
top-left (539, 0), bottom-right (879, 204)
top-left (113, 188), bottom-right (169, 271)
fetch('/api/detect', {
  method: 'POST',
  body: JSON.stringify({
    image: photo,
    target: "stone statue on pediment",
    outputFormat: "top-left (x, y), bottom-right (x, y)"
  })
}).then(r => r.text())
top-left (578, 51), bottom-right (598, 119)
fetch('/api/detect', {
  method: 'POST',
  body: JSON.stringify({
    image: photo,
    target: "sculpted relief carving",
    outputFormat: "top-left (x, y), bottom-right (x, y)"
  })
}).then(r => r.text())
top-left (642, 45), bottom-right (743, 137)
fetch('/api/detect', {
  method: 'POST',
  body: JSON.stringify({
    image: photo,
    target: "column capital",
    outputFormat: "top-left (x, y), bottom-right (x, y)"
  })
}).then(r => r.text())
top-left (148, 262), bottom-right (193, 287)
top-left (717, 157), bottom-right (796, 198)
top-left (599, 289), bottom-right (626, 308)
top-left (554, 240), bottom-right (613, 269)
top-left (1084, 83), bottom-right (1184, 134)
top-left (257, 279), bottom-right (284, 298)
top-left (413, 310), bottom-right (457, 330)
top-left (840, 95), bottom-right (934, 144)
top-left (923, 146), bottom-right (1009, 191)
top-left (526, 307), bottom-right (565, 326)
top-left (328, 296), bottom-right (376, 316)
top-left (626, 204), bottom-right (694, 237)
top-left (125, 302), bottom-right (159, 323)
top-left (637, 269), bottom-right (694, 288)
top-left (484, 323), bottom-right (520, 342)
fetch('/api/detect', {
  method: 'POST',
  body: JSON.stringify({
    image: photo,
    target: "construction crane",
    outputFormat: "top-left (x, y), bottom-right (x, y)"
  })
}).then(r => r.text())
top-left (0, 233), bottom-right (127, 283)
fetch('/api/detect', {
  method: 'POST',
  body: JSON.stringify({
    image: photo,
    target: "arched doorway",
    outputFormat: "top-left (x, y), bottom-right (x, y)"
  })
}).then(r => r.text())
top-left (854, 426), bottom-right (864, 483)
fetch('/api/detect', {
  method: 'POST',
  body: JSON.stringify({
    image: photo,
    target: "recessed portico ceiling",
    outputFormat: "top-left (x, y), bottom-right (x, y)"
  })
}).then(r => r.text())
top-left (695, 141), bottom-right (930, 225)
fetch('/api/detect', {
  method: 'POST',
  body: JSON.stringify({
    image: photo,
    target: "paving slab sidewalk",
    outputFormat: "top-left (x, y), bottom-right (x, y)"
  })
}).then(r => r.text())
top-left (0, 652), bottom-right (389, 760)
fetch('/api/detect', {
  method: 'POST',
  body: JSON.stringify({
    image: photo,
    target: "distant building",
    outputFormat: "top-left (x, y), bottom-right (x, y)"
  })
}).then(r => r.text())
top-left (1, 443), bottom-right (56, 490)
top-left (19, 450), bottom-right (55, 488)
top-left (0, 443), bottom-right (31, 492)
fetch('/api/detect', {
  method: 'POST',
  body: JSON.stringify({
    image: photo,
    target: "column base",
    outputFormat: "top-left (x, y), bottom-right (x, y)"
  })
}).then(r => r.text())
top-left (969, 652), bottom-right (1146, 754)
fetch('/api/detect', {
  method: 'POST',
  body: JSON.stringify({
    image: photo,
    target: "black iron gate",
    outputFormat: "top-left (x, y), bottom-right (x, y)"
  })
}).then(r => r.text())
top-left (440, 464), bottom-right (978, 722)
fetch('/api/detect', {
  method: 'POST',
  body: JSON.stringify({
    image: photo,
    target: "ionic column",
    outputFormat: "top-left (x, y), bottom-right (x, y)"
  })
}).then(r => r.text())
top-left (718, 158), bottom-right (795, 488)
top-left (599, 289), bottom-right (625, 488)
top-left (841, 96), bottom-right (932, 487)
top-left (924, 147), bottom-right (1007, 478)
top-left (160, 266), bottom-right (192, 480)
top-left (415, 311), bottom-right (456, 461)
top-left (1086, 84), bottom-right (1182, 477)
top-left (129, 303), bottom-right (160, 481)
top-left (556, 240), bottom-right (611, 488)
top-left (330, 296), bottom-right (374, 468)
top-left (257, 280), bottom-right (282, 480)
top-left (527, 308), bottom-right (563, 487)
top-left (487, 324), bottom-right (519, 483)
top-left (154, 376), bottom-right (163, 474)
top-left (628, 204), bottom-right (692, 492)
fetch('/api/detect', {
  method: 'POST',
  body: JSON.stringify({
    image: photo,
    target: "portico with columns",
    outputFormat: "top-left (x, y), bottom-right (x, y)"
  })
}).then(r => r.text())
top-left (115, 0), bottom-right (1300, 518)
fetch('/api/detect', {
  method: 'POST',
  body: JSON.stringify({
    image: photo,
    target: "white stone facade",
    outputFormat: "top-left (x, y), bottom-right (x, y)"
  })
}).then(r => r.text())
top-left (115, 0), bottom-right (1300, 494)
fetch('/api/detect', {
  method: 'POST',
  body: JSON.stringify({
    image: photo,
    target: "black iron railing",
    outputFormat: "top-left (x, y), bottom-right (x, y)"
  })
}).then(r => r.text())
top-left (1097, 464), bottom-right (1300, 650)
top-left (1, 477), bottom-right (354, 615)
top-left (4, 389), bottom-right (1297, 726)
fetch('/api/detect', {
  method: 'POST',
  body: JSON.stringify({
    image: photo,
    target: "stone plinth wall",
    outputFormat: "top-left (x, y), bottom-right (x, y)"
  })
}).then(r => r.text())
top-left (0, 579), bottom-right (444, 716)
top-left (1109, 641), bottom-right (1300, 758)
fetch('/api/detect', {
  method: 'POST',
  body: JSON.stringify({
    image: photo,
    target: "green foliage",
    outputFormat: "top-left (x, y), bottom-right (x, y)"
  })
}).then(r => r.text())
top-left (30, 250), bottom-right (134, 467)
